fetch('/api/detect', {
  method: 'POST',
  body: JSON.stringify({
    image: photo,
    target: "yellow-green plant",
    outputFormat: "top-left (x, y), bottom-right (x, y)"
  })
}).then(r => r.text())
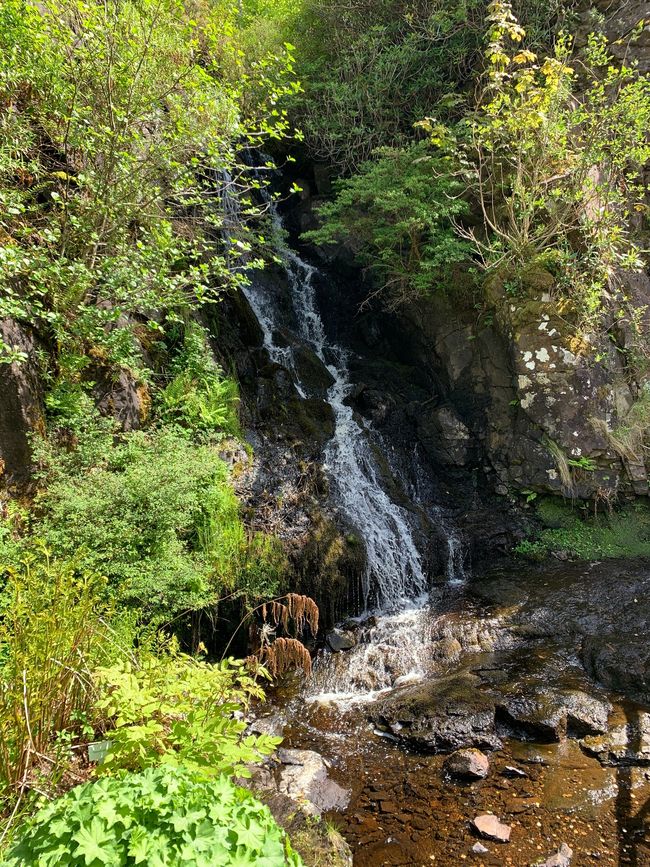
top-left (93, 646), bottom-right (280, 778)
top-left (422, 1), bottom-right (650, 328)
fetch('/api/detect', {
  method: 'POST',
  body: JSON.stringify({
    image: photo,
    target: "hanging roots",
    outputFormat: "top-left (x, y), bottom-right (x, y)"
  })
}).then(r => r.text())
top-left (261, 637), bottom-right (312, 677)
top-left (261, 593), bottom-right (319, 638)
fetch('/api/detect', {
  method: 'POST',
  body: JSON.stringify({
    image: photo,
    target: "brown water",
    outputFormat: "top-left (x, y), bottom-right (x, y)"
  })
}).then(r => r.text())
top-left (270, 562), bottom-right (650, 865)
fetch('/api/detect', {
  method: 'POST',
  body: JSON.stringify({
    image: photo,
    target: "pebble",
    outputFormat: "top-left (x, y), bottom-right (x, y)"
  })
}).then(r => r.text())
top-left (472, 842), bottom-right (489, 854)
top-left (540, 843), bottom-right (573, 866)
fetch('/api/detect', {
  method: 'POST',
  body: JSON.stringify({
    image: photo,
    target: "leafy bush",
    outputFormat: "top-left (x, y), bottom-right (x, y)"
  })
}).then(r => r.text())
top-left (305, 142), bottom-right (470, 305)
top-left (1, 766), bottom-right (304, 867)
top-left (93, 648), bottom-right (280, 778)
top-left (0, 550), bottom-right (115, 801)
top-left (431, 1), bottom-right (650, 329)
top-left (31, 428), bottom-right (284, 622)
top-left (0, 0), bottom-right (298, 367)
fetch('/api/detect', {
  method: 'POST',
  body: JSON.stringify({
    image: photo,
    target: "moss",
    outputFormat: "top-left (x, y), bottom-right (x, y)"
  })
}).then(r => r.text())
top-left (536, 496), bottom-right (577, 529)
top-left (515, 501), bottom-right (650, 561)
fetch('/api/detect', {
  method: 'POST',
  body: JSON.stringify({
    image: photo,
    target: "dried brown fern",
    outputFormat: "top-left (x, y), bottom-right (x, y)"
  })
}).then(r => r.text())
top-left (262, 637), bottom-right (312, 677)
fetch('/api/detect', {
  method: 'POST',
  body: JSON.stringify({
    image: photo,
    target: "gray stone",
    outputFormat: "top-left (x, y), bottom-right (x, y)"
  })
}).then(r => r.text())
top-left (472, 842), bottom-right (489, 854)
top-left (443, 748), bottom-right (490, 779)
top-left (276, 748), bottom-right (350, 816)
top-left (327, 628), bottom-right (357, 652)
top-left (471, 814), bottom-right (511, 843)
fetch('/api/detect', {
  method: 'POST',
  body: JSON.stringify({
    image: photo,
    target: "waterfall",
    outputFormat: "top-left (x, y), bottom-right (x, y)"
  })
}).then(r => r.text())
top-left (224, 164), bottom-right (467, 701)
top-left (241, 183), bottom-right (428, 612)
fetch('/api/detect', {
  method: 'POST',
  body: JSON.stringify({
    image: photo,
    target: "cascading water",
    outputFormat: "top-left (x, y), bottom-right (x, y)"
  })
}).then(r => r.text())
top-left (227, 165), bottom-right (467, 702)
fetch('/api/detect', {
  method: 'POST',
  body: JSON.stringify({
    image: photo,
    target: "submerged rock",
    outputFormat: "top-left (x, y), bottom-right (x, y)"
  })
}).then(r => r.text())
top-left (580, 710), bottom-right (650, 766)
top-left (471, 814), bottom-right (511, 842)
top-left (443, 748), bottom-right (490, 779)
top-left (538, 843), bottom-right (573, 866)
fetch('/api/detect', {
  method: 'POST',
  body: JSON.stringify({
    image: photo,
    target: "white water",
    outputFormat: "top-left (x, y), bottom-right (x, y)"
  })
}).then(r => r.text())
top-left (224, 166), bottom-right (467, 703)
top-left (242, 194), bottom-right (428, 613)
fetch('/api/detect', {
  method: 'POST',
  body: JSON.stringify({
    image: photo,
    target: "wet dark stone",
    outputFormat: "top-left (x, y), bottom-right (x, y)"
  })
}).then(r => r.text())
top-left (327, 628), bottom-right (357, 652)
top-left (370, 673), bottom-right (502, 753)
top-left (582, 634), bottom-right (650, 706)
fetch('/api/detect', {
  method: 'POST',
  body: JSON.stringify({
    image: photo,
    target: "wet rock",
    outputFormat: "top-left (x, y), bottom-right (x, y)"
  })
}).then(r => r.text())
top-left (539, 843), bottom-right (573, 866)
top-left (371, 673), bottom-right (501, 753)
top-left (0, 319), bottom-right (44, 483)
top-left (443, 748), bottom-right (490, 779)
top-left (471, 814), bottom-right (511, 842)
top-left (276, 748), bottom-right (350, 815)
top-left (472, 842), bottom-right (489, 854)
top-left (327, 628), bottom-right (357, 652)
top-left (496, 687), bottom-right (611, 741)
top-left (502, 765), bottom-right (528, 778)
top-left (582, 634), bottom-right (650, 706)
top-left (580, 710), bottom-right (650, 766)
top-left (247, 714), bottom-right (285, 738)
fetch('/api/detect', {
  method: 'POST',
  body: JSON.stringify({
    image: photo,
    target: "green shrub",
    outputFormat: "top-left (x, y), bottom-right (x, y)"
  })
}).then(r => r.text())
top-left (1, 766), bottom-right (304, 867)
top-left (93, 647), bottom-right (280, 778)
top-left (32, 428), bottom-right (283, 622)
top-left (305, 142), bottom-right (470, 305)
top-left (516, 502), bottom-right (650, 560)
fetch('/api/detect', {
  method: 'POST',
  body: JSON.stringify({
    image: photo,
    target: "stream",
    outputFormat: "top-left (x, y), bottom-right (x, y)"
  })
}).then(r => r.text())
top-left (237, 182), bottom-right (650, 865)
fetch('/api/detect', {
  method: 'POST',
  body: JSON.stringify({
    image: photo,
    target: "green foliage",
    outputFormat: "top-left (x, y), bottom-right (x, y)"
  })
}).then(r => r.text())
top-left (305, 143), bottom-right (470, 304)
top-left (31, 428), bottom-right (281, 621)
top-left (1, 766), bottom-right (304, 866)
top-left (93, 647), bottom-right (279, 778)
top-left (516, 501), bottom-right (650, 560)
top-left (0, 0), bottom-right (298, 368)
top-left (160, 325), bottom-right (240, 437)
top-left (430, 1), bottom-right (650, 330)
top-left (275, 0), bottom-right (565, 172)
top-left (0, 549), bottom-right (116, 802)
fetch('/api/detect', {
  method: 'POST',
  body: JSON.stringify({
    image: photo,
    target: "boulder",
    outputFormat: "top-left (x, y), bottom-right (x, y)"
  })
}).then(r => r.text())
top-left (370, 673), bottom-right (501, 753)
top-left (327, 628), bottom-right (357, 652)
top-left (276, 748), bottom-right (350, 816)
top-left (443, 748), bottom-right (489, 779)
top-left (471, 814), bottom-right (511, 843)
top-left (582, 634), bottom-right (650, 706)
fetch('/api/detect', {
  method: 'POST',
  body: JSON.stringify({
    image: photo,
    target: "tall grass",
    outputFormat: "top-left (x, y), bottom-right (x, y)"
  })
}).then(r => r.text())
top-left (0, 549), bottom-right (112, 819)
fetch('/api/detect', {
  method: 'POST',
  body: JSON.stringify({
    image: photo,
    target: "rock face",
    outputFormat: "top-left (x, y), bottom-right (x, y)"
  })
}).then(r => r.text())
top-left (0, 319), bottom-right (45, 484)
top-left (443, 748), bottom-right (489, 779)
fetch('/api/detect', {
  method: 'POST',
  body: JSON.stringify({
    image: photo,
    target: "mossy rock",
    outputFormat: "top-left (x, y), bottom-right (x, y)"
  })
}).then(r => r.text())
top-left (536, 496), bottom-right (578, 530)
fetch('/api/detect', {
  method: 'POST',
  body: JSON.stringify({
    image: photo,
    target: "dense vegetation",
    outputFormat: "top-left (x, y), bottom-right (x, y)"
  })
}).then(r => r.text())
top-left (0, 0), bottom-right (648, 861)
top-left (0, 0), bottom-right (308, 861)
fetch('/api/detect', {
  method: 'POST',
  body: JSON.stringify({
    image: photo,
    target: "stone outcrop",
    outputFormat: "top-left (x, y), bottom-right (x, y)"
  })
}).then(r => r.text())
top-left (0, 319), bottom-right (45, 485)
